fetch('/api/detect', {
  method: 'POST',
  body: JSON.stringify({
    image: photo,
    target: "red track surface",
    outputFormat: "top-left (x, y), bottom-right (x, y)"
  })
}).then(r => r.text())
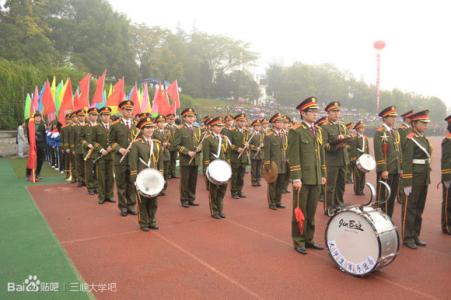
top-left (29, 137), bottom-right (451, 299)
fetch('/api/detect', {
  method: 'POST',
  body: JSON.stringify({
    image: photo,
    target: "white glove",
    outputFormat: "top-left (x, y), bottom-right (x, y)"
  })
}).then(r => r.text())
top-left (445, 181), bottom-right (451, 189)
top-left (404, 186), bottom-right (412, 196)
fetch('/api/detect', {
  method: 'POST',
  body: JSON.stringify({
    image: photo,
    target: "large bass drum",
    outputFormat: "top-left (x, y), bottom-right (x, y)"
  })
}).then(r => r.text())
top-left (135, 168), bottom-right (165, 197)
top-left (325, 206), bottom-right (399, 276)
top-left (206, 159), bottom-right (232, 185)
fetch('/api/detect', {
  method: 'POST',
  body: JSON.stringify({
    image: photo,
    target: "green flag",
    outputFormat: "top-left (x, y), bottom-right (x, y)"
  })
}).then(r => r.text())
top-left (55, 80), bottom-right (65, 114)
top-left (24, 93), bottom-right (31, 120)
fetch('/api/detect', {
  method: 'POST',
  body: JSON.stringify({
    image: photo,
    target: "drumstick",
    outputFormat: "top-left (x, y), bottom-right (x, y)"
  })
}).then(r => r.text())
top-left (238, 131), bottom-right (256, 159)
top-left (119, 130), bottom-right (140, 163)
top-left (188, 132), bottom-right (209, 165)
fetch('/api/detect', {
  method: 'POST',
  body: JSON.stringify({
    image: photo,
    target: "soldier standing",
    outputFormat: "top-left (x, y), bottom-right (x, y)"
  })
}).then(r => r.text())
top-left (109, 100), bottom-right (138, 217)
top-left (129, 117), bottom-right (164, 231)
top-left (345, 122), bottom-right (354, 184)
top-left (374, 106), bottom-right (402, 218)
top-left (202, 117), bottom-right (231, 219)
top-left (249, 119), bottom-right (264, 186)
top-left (61, 113), bottom-right (72, 181)
top-left (81, 107), bottom-right (99, 195)
top-left (400, 110), bottom-right (431, 249)
top-left (73, 109), bottom-right (86, 187)
top-left (166, 113), bottom-right (178, 179)
top-left (441, 115), bottom-right (451, 235)
top-left (264, 113), bottom-right (288, 209)
top-left (153, 114), bottom-right (171, 195)
top-left (315, 116), bottom-right (328, 203)
top-left (93, 107), bottom-right (115, 204)
top-left (399, 110), bottom-right (414, 150)
top-left (68, 112), bottom-right (78, 183)
top-left (288, 97), bottom-right (326, 254)
top-left (230, 113), bottom-right (249, 199)
top-left (350, 121), bottom-right (369, 195)
top-left (173, 108), bottom-right (202, 208)
top-left (322, 101), bottom-right (350, 216)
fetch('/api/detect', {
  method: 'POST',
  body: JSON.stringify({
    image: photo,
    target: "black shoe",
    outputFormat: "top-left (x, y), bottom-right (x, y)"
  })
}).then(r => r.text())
top-left (404, 241), bottom-right (417, 249)
top-left (318, 197), bottom-right (325, 202)
top-left (105, 198), bottom-right (116, 203)
top-left (269, 205), bottom-right (277, 210)
top-left (306, 242), bottom-right (324, 250)
top-left (182, 201), bottom-right (190, 208)
top-left (128, 209), bottom-right (137, 215)
top-left (88, 191), bottom-right (95, 195)
top-left (294, 246), bottom-right (307, 255)
top-left (77, 182), bottom-right (84, 187)
top-left (415, 239), bottom-right (427, 246)
top-left (212, 214), bottom-right (221, 219)
top-left (98, 200), bottom-right (104, 204)
top-left (276, 204), bottom-right (286, 208)
top-left (257, 183), bottom-right (261, 186)
top-left (189, 201), bottom-right (199, 206)
top-left (159, 191), bottom-right (166, 196)
top-left (239, 194), bottom-right (247, 198)
top-left (283, 189), bottom-right (291, 194)
top-left (219, 212), bottom-right (226, 218)
top-left (232, 194), bottom-right (240, 199)
top-left (150, 223), bottom-right (159, 230)
top-left (140, 227), bottom-right (150, 232)
top-left (120, 211), bottom-right (128, 217)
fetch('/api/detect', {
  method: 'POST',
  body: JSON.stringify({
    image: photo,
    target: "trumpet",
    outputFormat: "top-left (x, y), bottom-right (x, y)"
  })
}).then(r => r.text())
top-left (84, 147), bottom-right (95, 161)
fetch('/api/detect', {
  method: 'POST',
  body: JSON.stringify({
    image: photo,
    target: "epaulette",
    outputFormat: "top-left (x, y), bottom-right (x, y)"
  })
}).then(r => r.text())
top-left (376, 126), bottom-right (384, 132)
top-left (229, 128), bottom-right (236, 131)
top-left (399, 123), bottom-right (407, 129)
top-left (266, 129), bottom-right (273, 136)
top-left (154, 139), bottom-right (161, 144)
top-left (112, 119), bottom-right (121, 125)
top-left (406, 132), bottom-right (415, 139)
top-left (135, 138), bottom-right (143, 143)
top-left (291, 124), bottom-right (302, 130)
top-left (447, 133), bottom-right (451, 139)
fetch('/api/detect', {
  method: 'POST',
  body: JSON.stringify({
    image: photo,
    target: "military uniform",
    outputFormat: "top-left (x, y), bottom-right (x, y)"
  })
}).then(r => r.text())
top-left (345, 122), bottom-right (354, 184)
top-left (129, 117), bottom-right (164, 231)
top-left (202, 117), bottom-right (231, 218)
top-left (80, 108), bottom-right (99, 194)
top-left (315, 116), bottom-right (328, 203)
top-left (400, 110), bottom-right (431, 248)
top-left (229, 113), bottom-right (250, 198)
top-left (249, 121), bottom-right (264, 186)
top-left (166, 114), bottom-right (179, 178)
top-left (264, 113), bottom-right (288, 209)
top-left (61, 116), bottom-right (72, 179)
top-left (374, 106), bottom-right (402, 218)
top-left (289, 97), bottom-right (326, 254)
top-left (399, 110), bottom-right (414, 151)
top-left (173, 108), bottom-right (202, 207)
top-left (109, 100), bottom-right (138, 216)
top-left (73, 110), bottom-right (86, 186)
top-left (349, 121), bottom-right (369, 195)
top-left (153, 116), bottom-right (171, 193)
top-left (441, 115), bottom-right (451, 235)
top-left (92, 107), bottom-right (114, 204)
top-left (67, 117), bottom-right (77, 183)
top-left (321, 101), bottom-right (350, 216)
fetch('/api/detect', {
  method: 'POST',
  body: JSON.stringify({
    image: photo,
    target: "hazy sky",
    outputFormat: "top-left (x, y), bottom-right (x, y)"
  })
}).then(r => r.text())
top-left (109, 0), bottom-right (451, 110)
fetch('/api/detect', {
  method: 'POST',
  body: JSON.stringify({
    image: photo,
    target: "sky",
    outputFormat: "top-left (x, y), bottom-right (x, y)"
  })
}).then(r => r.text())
top-left (109, 0), bottom-right (451, 110)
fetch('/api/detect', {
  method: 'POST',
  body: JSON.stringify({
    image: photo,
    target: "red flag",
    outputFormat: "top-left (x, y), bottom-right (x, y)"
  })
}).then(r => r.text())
top-left (27, 117), bottom-right (37, 182)
top-left (58, 79), bottom-right (74, 125)
top-left (79, 73), bottom-right (91, 109)
top-left (294, 207), bottom-right (305, 234)
top-left (130, 83), bottom-right (141, 116)
top-left (106, 78), bottom-right (125, 108)
top-left (92, 70), bottom-right (106, 104)
top-left (73, 90), bottom-right (81, 111)
top-left (42, 80), bottom-right (56, 116)
top-left (167, 80), bottom-right (180, 114)
top-left (157, 86), bottom-right (172, 115)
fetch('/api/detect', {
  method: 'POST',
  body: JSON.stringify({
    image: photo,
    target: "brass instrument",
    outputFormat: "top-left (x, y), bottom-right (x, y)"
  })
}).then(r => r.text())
top-left (84, 147), bottom-right (95, 161)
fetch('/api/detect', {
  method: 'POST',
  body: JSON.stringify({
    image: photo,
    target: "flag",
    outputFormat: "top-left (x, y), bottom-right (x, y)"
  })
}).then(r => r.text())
top-left (27, 117), bottom-right (37, 182)
top-left (73, 89), bottom-right (80, 111)
top-left (55, 80), bottom-right (65, 115)
top-left (107, 83), bottom-right (113, 98)
top-left (141, 83), bottom-right (151, 113)
top-left (24, 94), bottom-right (32, 120)
top-left (58, 79), bottom-right (74, 125)
top-left (130, 83), bottom-right (141, 116)
top-left (92, 70), bottom-right (106, 105)
top-left (51, 76), bottom-right (57, 101)
top-left (156, 85), bottom-right (172, 115)
top-left (42, 79), bottom-right (56, 117)
top-left (167, 80), bottom-right (180, 114)
top-left (38, 82), bottom-right (45, 113)
top-left (32, 86), bottom-right (39, 113)
top-left (107, 78), bottom-right (125, 114)
top-left (79, 73), bottom-right (91, 109)
top-left (151, 84), bottom-right (160, 113)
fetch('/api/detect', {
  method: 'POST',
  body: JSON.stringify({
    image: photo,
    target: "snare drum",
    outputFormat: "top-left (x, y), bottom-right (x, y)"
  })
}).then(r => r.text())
top-left (356, 154), bottom-right (376, 173)
top-left (325, 206), bottom-right (399, 276)
top-left (135, 168), bottom-right (165, 197)
top-left (206, 159), bottom-right (232, 185)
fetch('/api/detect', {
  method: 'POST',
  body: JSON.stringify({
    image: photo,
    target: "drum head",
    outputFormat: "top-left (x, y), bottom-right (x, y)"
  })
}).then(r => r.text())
top-left (325, 208), bottom-right (379, 276)
top-left (136, 168), bottom-right (165, 197)
top-left (357, 154), bottom-right (376, 172)
top-left (207, 160), bottom-right (232, 184)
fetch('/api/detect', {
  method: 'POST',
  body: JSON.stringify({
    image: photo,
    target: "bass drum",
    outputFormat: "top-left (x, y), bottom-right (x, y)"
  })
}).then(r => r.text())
top-left (206, 159), bottom-right (232, 185)
top-left (325, 206), bottom-right (399, 276)
top-left (135, 168), bottom-right (165, 197)
top-left (356, 154), bottom-right (376, 173)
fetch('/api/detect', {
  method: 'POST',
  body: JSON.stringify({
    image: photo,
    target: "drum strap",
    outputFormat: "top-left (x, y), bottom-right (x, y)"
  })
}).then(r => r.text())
top-left (358, 135), bottom-right (365, 153)
top-left (410, 137), bottom-right (430, 159)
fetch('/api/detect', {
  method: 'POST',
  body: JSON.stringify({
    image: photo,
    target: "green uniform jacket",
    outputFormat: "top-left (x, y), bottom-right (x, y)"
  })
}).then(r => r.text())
top-left (173, 124), bottom-right (203, 166)
top-left (153, 128), bottom-right (171, 161)
top-left (374, 125), bottom-right (402, 174)
top-left (398, 123), bottom-right (412, 151)
top-left (67, 125), bottom-right (75, 152)
top-left (249, 131), bottom-right (265, 160)
top-left (230, 128), bottom-right (250, 166)
top-left (263, 129), bottom-right (287, 174)
top-left (61, 125), bottom-right (70, 151)
top-left (222, 127), bottom-right (234, 141)
top-left (288, 123), bottom-right (326, 185)
top-left (442, 134), bottom-right (451, 182)
top-left (401, 132), bottom-right (431, 187)
top-left (166, 123), bottom-right (179, 152)
top-left (321, 122), bottom-right (349, 167)
top-left (349, 134), bottom-right (369, 162)
top-left (109, 119), bottom-right (138, 165)
top-left (80, 123), bottom-right (98, 159)
top-left (129, 138), bottom-right (164, 182)
top-left (92, 123), bottom-right (113, 160)
top-left (73, 123), bottom-right (86, 155)
top-left (202, 133), bottom-right (231, 170)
